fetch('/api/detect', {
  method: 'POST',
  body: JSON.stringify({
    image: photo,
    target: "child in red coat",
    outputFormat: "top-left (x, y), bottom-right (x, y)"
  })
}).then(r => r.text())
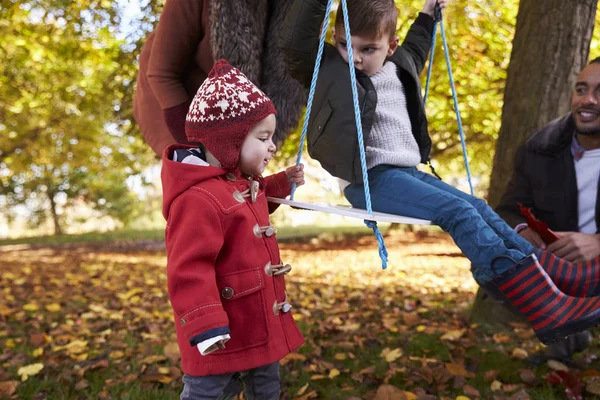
top-left (161, 59), bottom-right (305, 399)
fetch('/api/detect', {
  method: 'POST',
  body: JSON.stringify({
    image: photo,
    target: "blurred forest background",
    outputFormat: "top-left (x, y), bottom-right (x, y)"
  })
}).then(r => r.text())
top-left (1, 0), bottom-right (599, 237)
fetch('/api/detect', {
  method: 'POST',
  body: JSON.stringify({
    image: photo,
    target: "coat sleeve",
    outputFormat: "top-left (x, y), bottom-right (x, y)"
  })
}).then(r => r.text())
top-left (398, 13), bottom-right (435, 75)
top-left (165, 192), bottom-right (230, 347)
top-left (147, 0), bottom-right (204, 110)
top-left (495, 144), bottom-right (532, 228)
top-left (265, 171), bottom-right (292, 214)
top-left (279, 0), bottom-right (328, 87)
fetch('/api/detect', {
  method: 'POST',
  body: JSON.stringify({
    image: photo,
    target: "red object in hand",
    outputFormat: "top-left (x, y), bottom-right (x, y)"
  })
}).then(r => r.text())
top-left (518, 203), bottom-right (559, 244)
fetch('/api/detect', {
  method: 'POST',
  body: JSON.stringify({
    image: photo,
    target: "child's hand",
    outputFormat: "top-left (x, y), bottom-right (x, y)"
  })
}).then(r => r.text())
top-left (286, 164), bottom-right (305, 187)
top-left (422, 0), bottom-right (448, 17)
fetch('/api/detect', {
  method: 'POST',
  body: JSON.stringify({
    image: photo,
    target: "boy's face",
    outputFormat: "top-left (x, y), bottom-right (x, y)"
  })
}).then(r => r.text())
top-left (238, 114), bottom-right (277, 176)
top-left (334, 26), bottom-right (399, 77)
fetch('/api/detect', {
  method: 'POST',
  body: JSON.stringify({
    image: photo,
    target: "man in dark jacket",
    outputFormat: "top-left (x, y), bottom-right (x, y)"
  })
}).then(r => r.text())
top-left (495, 57), bottom-right (600, 362)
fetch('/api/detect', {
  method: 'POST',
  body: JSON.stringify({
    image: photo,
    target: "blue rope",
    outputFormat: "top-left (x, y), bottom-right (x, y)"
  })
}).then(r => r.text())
top-left (423, 22), bottom-right (438, 105)
top-left (290, 0), bottom-right (334, 200)
top-left (435, 13), bottom-right (474, 195)
top-left (340, 0), bottom-right (388, 269)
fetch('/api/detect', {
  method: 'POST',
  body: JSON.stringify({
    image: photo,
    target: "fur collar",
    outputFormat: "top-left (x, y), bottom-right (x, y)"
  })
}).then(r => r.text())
top-left (209, 0), bottom-right (307, 144)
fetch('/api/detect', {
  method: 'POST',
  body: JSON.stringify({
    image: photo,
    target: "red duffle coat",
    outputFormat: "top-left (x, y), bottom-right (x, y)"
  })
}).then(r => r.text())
top-left (161, 144), bottom-right (304, 376)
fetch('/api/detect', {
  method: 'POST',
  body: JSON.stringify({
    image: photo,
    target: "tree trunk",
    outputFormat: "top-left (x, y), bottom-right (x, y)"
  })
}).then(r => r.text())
top-left (47, 191), bottom-right (63, 236)
top-left (472, 0), bottom-right (597, 328)
top-left (486, 0), bottom-right (598, 208)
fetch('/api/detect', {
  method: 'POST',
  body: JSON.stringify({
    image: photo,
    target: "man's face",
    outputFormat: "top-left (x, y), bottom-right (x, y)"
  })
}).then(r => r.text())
top-left (334, 27), bottom-right (399, 77)
top-left (571, 63), bottom-right (600, 135)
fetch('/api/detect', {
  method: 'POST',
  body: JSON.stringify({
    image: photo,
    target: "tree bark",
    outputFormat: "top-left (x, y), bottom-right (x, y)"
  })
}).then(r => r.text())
top-left (47, 191), bottom-right (63, 236)
top-left (487, 0), bottom-right (598, 207)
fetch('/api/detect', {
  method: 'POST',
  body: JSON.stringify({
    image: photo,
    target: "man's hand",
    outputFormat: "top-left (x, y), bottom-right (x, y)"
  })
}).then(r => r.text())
top-left (421, 0), bottom-right (448, 17)
top-left (546, 232), bottom-right (600, 262)
top-left (286, 164), bottom-right (305, 187)
top-left (518, 227), bottom-right (547, 249)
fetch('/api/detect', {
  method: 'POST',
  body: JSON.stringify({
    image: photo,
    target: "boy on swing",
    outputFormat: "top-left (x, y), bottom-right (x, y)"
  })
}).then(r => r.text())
top-left (280, 0), bottom-right (600, 345)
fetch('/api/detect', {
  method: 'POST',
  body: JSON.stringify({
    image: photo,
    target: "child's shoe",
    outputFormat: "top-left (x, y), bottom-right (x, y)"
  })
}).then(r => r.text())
top-left (479, 254), bottom-right (600, 345)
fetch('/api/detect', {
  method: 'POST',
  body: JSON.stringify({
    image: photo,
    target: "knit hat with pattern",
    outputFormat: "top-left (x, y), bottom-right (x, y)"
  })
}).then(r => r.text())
top-left (185, 59), bottom-right (277, 169)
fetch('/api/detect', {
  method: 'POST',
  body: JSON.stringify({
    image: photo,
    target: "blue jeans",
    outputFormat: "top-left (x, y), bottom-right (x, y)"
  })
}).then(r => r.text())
top-left (344, 165), bottom-right (536, 282)
top-left (180, 362), bottom-right (280, 400)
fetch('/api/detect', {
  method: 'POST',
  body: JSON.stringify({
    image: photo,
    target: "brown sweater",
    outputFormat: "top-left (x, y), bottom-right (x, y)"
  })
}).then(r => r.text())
top-left (134, 0), bottom-right (306, 157)
top-left (134, 0), bottom-right (211, 155)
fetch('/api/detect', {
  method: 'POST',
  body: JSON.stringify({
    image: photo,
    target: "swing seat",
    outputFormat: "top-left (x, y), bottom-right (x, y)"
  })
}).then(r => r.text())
top-left (267, 197), bottom-right (432, 225)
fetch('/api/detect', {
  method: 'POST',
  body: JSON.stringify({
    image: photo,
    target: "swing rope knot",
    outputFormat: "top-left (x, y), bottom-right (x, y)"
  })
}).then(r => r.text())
top-left (365, 220), bottom-right (388, 269)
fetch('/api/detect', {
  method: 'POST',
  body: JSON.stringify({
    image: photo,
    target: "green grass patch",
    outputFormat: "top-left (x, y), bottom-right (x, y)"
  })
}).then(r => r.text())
top-left (0, 225), bottom-right (382, 248)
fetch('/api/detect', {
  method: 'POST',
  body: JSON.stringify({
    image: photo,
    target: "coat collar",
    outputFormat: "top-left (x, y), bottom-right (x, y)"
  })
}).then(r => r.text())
top-left (525, 113), bottom-right (575, 156)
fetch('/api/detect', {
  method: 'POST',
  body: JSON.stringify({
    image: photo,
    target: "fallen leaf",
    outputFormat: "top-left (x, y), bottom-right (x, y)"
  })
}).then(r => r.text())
top-left (0, 381), bottom-right (19, 396)
top-left (402, 391), bottom-right (417, 400)
top-left (493, 333), bottom-right (511, 344)
top-left (329, 368), bottom-right (340, 379)
top-left (140, 355), bottom-right (166, 364)
top-left (29, 333), bottom-right (46, 347)
top-left (446, 363), bottom-right (475, 378)
top-left (381, 348), bottom-right (403, 363)
top-left (509, 389), bottom-right (531, 400)
top-left (491, 380), bottom-right (503, 391)
top-left (74, 379), bottom-right (89, 390)
top-left (547, 360), bottom-right (569, 372)
top-left (360, 366), bottom-right (377, 375)
top-left (296, 390), bottom-right (318, 400)
top-left (586, 376), bottom-right (600, 396)
top-left (109, 351), bottom-right (124, 360)
top-left (485, 370), bottom-right (500, 382)
top-left (45, 303), bottom-right (61, 312)
top-left (402, 313), bottom-right (420, 327)
top-left (142, 374), bottom-right (173, 384)
top-left (77, 359), bottom-right (109, 377)
top-left (17, 363), bottom-right (44, 382)
top-left (519, 369), bottom-right (537, 385)
top-left (310, 374), bottom-right (326, 380)
top-left (511, 348), bottom-right (528, 360)
top-left (441, 329), bottom-right (466, 341)
top-left (374, 384), bottom-right (406, 400)
top-left (503, 384), bottom-right (521, 393)
top-left (463, 384), bottom-right (480, 398)
top-left (163, 342), bottom-right (180, 362)
top-left (280, 352), bottom-right (306, 366)
top-left (23, 303), bottom-right (39, 312)
top-left (296, 382), bottom-right (309, 396)
top-left (334, 353), bottom-right (346, 360)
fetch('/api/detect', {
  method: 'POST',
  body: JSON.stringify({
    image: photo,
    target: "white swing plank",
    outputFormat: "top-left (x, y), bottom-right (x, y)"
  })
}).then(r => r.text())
top-left (267, 197), bottom-right (432, 225)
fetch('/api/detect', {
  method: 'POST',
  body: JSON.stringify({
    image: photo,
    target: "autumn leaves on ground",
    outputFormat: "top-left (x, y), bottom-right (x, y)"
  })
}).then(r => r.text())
top-left (1, 231), bottom-right (600, 399)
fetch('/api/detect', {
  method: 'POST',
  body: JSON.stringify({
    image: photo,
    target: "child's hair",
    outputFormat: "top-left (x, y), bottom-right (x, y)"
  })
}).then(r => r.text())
top-left (334, 0), bottom-right (398, 40)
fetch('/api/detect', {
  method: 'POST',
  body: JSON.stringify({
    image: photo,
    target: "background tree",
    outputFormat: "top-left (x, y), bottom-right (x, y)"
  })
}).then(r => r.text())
top-left (0, 0), bottom-right (156, 235)
top-left (487, 0), bottom-right (599, 207)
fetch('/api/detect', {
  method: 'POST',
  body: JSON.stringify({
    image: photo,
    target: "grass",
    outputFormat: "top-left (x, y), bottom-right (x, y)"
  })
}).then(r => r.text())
top-left (0, 224), bottom-right (391, 248)
top-left (1, 229), bottom-right (598, 399)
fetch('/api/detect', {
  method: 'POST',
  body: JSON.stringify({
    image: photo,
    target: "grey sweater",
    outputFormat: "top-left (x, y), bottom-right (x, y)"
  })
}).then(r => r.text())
top-left (367, 61), bottom-right (421, 169)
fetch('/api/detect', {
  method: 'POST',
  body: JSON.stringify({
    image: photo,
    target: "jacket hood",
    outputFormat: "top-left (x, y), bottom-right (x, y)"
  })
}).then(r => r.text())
top-left (525, 113), bottom-right (575, 156)
top-left (161, 144), bottom-right (228, 219)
